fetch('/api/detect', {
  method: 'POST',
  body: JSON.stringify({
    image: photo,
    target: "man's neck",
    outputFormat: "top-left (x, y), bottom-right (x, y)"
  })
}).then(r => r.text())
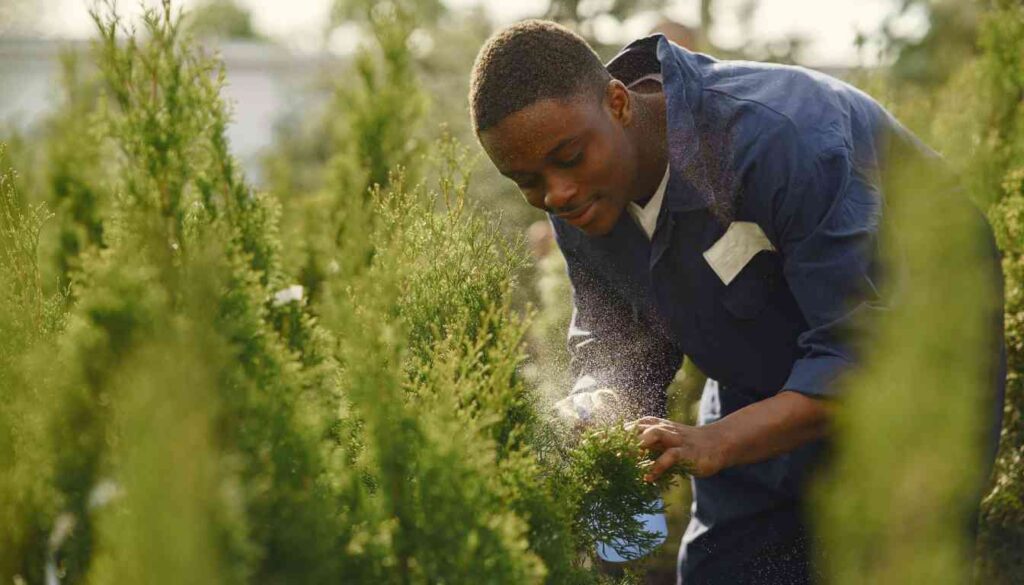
top-left (627, 90), bottom-right (669, 204)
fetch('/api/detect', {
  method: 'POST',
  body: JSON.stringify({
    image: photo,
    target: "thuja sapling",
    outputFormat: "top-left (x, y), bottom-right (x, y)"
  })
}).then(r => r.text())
top-left (0, 146), bottom-right (67, 584)
top-left (45, 52), bottom-right (109, 294)
top-left (270, 0), bottom-right (429, 307)
top-left (325, 132), bottom-right (679, 580)
top-left (57, 4), bottom-right (348, 581)
top-left (567, 425), bottom-right (674, 553)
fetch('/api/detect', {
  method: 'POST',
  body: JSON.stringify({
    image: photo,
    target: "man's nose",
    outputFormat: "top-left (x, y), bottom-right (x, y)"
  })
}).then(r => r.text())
top-left (543, 173), bottom-right (578, 211)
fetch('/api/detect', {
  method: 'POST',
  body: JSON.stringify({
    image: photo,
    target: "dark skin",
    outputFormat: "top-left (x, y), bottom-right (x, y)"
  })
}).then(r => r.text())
top-left (478, 79), bottom-right (833, 482)
top-left (479, 79), bottom-right (667, 236)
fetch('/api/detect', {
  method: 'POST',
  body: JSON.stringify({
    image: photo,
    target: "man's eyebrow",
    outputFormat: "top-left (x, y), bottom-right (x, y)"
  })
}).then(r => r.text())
top-left (500, 135), bottom-right (580, 179)
top-left (544, 135), bottom-right (578, 158)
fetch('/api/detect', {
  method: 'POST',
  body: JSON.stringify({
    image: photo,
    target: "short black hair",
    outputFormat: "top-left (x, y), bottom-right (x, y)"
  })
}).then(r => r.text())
top-left (469, 19), bottom-right (612, 134)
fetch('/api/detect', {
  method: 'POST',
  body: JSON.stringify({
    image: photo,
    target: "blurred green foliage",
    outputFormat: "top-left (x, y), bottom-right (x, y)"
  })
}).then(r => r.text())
top-left (814, 2), bottom-right (1024, 583)
top-left (814, 140), bottom-right (999, 585)
top-left (186, 0), bottom-right (262, 41)
top-left (974, 1), bottom-right (1024, 580)
top-left (882, 0), bottom-right (981, 87)
top-left (0, 143), bottom-right (67, 584)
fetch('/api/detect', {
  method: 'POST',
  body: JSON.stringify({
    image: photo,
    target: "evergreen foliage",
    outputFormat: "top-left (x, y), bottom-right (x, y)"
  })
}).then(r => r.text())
top-left (0, 146), bottom-right (67, 584)
top-left (974, 1), bottom-right (1024, 580)
top-left (44, 53), bottom-right (109, 293)
top-left (0, 2), bottom-right (671, 583)
top-left (185, 0), bottom-right (262, 41)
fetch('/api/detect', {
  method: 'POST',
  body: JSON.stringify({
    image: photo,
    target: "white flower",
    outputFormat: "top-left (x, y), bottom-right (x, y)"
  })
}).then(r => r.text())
top-left (88, 479), bottom-right (122, 509)
top-left (272, 284), bottom-right (305, 307)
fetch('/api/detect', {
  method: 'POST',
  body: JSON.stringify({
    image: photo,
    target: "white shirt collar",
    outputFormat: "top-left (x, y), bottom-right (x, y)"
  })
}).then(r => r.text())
top-left (627, 164), bottom-right (670, 240)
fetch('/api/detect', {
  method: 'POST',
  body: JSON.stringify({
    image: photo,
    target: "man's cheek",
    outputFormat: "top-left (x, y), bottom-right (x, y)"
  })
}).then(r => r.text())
top-left (521, 190), bottom-right (545, 211)
top-left (592, 199), bottom-right (623, 235)
top-left (590, 169), bottom-right (623, 201)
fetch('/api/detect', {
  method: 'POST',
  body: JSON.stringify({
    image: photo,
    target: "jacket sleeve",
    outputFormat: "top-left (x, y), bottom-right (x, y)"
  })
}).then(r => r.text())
top-left (749, 128), bottom-right (886, 399)
top-left (554, 223), bottom-right (684, 417)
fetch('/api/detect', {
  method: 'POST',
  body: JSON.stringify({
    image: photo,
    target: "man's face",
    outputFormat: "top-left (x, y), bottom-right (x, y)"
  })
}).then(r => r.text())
top-left (478, 83), bottom-right (636, 237)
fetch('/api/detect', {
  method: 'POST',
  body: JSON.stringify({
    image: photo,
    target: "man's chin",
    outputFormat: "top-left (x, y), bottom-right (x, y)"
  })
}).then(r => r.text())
top-left (574, 206), bottom-right (620, 237)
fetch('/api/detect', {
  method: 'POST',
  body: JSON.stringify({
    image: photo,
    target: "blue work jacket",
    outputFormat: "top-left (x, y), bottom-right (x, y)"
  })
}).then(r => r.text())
top-left (549, 34), bottom-right (1005, 580)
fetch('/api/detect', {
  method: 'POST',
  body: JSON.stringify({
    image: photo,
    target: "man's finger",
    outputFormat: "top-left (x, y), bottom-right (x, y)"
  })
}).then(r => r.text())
top-left (625, 420), bottom-right (652, 433)
top-left (644, 447), bottom-right (690, 483)
top-left (636, 416), bottom-right (664, 425)
top-left (638, 426), bottom-right (667, 450)
top-left (626, 416), bottom-right (665, 432)
top-left (625, 421), bottom-right (647, 433)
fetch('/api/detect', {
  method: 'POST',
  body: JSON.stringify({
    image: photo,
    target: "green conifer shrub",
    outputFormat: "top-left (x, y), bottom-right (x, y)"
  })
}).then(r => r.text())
top-left (981, 170), bottom-right (1024, 583)
top-left (270, 0), bottom-right (432, 307)
top-left (0, 146), bottom-right (67, 584)
top-left (974, 2), bottom-right (1024, 580)
top-left (0, 2), bottom-right (671, 583)
top-left (27, 3), bottom-right (345, 582)
top-left (43, 53), bottom-right (109, 293)
top-left (319, 139), bottom-right (672, 584)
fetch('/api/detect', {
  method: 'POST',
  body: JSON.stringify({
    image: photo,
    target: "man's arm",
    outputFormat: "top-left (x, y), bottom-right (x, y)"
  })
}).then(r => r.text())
top-left (714, 391), bottom-right (834, 467)
top-left (634, 391), bottom-right (833, 480)
top-left (636, 131), bottom-right (886, 481)
top-left (554, 222), bottom-right (684, 421)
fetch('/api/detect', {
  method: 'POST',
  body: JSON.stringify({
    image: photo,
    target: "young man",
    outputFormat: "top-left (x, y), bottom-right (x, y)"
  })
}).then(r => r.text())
top-left (468, 20), bottom-right (1005, 584)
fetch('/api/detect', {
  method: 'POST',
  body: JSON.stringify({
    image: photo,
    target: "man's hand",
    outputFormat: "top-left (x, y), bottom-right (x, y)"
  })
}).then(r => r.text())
top-left (628, 417), bottom-right (728, 481)
top-left (553, 387), bottom-right (625, 429)
top-left (628, 391), bottom-right (833, 483)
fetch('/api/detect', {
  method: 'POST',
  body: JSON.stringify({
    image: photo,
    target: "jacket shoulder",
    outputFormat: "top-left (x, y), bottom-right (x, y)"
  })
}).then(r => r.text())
top-left (699, 60), bottom-right (882, 153)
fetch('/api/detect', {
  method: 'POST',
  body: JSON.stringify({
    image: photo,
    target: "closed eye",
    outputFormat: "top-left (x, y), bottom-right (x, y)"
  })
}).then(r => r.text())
top-left (555, 151), bottom-right (584, 169)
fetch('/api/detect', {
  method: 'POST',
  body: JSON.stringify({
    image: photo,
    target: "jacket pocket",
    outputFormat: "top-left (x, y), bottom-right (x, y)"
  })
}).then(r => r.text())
top-left (720, 251), bottom-right (779, 320)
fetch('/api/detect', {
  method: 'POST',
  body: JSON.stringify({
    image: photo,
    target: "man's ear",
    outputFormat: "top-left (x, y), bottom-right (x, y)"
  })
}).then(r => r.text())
top-left (605, 79), bottom-right (632, 127)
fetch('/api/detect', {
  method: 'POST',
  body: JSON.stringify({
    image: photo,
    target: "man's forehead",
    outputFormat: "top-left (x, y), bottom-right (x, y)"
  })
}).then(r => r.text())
top-left (480, 97), bottom-right (597, 171)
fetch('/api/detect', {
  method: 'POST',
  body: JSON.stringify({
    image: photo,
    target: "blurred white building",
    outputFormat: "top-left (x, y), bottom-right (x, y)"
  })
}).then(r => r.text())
top-left (0, 37), bottom-right (342, 180)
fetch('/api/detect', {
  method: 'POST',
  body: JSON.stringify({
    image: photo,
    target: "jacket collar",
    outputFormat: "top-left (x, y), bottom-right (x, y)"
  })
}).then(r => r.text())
top-left (606, 34), bottom-right (713, 214)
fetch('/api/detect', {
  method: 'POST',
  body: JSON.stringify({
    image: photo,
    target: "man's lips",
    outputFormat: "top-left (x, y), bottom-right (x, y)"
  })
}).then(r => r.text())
top-left (556, 198), bottom-right (598, 226)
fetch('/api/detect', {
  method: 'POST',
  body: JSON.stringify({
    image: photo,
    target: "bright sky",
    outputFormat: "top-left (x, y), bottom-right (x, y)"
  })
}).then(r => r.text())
top-left (26, 0), bottom-right (926, 66)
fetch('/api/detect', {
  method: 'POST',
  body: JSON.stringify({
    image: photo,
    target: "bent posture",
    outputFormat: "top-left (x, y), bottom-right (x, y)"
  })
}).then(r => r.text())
top-left (469, 21), bottom-right (1004, 584)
